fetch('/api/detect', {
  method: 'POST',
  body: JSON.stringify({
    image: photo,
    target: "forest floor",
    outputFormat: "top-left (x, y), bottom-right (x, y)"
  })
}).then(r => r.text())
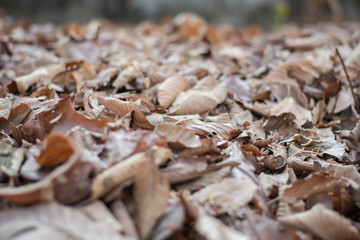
top-left (1, 13), bottom-right (360, 240)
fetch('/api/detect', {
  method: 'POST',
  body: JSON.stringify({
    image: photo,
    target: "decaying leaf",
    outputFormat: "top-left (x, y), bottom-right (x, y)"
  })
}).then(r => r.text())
top-left (98, 96), bottom-right (154, 129)
top-left (90, 147), bottom-right (170, 200)
top-left (15, 63), bottom-right (65, 93)
top-left (270, 96), bottom-right (312, 126)
top-left (191, 178), bottom-right (257, 214)
top-left (169, 76), bottom-right (227, 115)
top-left (279, 204), bottom-right (360, 240)
top-left (0, 202), bottom-right (122, 240)
top-left (196, 214), bottom-right (250, 240)
top-left (134, 157), bottom-right (170, 240)
top-left (155, 122), bottom-right (201, 148)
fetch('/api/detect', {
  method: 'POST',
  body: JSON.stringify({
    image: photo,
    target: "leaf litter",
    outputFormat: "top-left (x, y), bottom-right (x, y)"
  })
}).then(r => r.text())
top-left (0, 12), bottom-right (360, 240)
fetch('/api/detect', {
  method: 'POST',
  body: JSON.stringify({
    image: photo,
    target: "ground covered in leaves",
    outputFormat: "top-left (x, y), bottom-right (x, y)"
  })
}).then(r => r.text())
top-left (1, 12), bottom-right (360, 240)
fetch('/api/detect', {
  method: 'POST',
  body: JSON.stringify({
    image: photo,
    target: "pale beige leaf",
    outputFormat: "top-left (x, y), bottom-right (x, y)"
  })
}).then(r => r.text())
top-left (175, 118), bottom-right (242, 140)
top-left (112, 65), bottom-right (142, 91)
top-left (0, 202), bottom-right (122, 240)
top-left (191, 178), bottom-right (257, 214)
top-left (279, 204), bottom-right (360, 240)
top-left (134, 158), bottom-right (169, 240)
top-left (285, 33), bottom-right (339, 50)
top-left (169, 76), bottom-right (227, 115)
top-left (196, 214), bottom-right (250, 240)
top-left (15, 63), bottom-right (65, 93)
top-left (90, 147), bottom-right (170, 200)
top-left (154, 122), bottom-right (201, 148)
top-left (270, 96), bottom-right (311, 126)
top-left (157, 75), bottom-right (189, 108)
top-left (0, 97), bottom-right (12, 119)
top-left (98, 96), bottom-right (154, 129)
top-left (334, 87), bottom-right (354, 113)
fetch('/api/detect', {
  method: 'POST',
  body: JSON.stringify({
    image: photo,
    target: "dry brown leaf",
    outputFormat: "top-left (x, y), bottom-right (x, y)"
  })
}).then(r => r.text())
top-left (285, 33), bottom-right (339, 50)
top-left (264, 58), bottom-right (328, 84)
top-left (169, 76), bottom-right (227, 115)
top-left (154, 122), bottom-right (201, 148)
top-left (15, 63), bottom-right (65, 93)
top-left (191, 178), bottom-right (257, 214)
top-left (157, 75), bottom-right (189, 108)
top-left (196, 214), bottom-right (250, 240)
top-left (279, 204), bottom-right (360, 240)
top-left (112, 65), bottom-right (143, 91)
top-left (98, 96), bottom-right (154, 129)
top-left (175, 13), bottom-right (208, 41)
top-left (0, 144), bottom-right (81, 205)
top-left (175, 118), bottom-right (242, 140)
top-left (35, 134), bottom-right (75, 167)
top-left (282, 172), bottom-right (338, 203)
top-left (37, 95), bottom-right (109, 137)
top-left (161, 156), bottom-right (211, 184)
top-left (270, 96), bottom-right (312, 126)
top-left (0, 202), bottom-right (122, 240)
top-left (134, 158), bottom-right (170, 240)
top-left (90, 147), bottom-right (170, 200)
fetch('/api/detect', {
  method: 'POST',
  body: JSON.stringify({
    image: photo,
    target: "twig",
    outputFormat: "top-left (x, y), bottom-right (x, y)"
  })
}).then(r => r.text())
top-left (336, 48), bottom-right (359, 113)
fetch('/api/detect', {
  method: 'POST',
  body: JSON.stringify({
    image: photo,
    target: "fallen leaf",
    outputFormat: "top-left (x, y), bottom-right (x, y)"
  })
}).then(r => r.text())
top-left (155, 122), bottom-right (202, 148)
top-left (190, 178), bottom-right (257, 214)
top-left (270, 96), bottom-right (312, 126)
top-left (196, 214), bottom-right (250, 240)
top-left (35, 134), bottom-right (75, 167)
top-left (0, 202), bottom-right (122, 240)
top-left (98, 96), bottom-right (154, 129)
top-left (15, 63), bottom-right (65, 93)
top-left (134, 157), bottom-right (170, 240)
top-left (279, 204), bottom-right (360, 240)
top-left (157, 75), bottom-right (189, 108)
top-left (169, 76), bottom-right (227, 115)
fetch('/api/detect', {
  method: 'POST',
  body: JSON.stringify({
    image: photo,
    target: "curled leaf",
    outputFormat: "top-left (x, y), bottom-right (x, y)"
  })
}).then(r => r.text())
top-left (155, 122), bottom-right (201, 148)
top-left (157, 75), bottom-right (189, 108)
top-left (36, 134), bottom-right (75, 167)
top-left (98, 96), bottom-right (154, 129)
top-left (279, 204), bottom-right (360, 240)
top-left (169, 76), bottom-right (227, 115)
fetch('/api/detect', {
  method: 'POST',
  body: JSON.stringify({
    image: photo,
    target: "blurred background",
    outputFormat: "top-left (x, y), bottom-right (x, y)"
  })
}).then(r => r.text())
top-left (0, 0), bottom-right (359, 27)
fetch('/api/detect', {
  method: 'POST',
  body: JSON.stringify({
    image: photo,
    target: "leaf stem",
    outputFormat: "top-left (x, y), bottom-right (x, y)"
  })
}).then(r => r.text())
top-left (336, 48), bottom-right (359, 113)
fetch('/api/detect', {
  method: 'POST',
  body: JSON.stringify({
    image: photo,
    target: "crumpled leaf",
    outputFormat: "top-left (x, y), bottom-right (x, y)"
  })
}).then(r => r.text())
top-left (157, 75), bottom-right (189, 108)
top-left (315, 137), bottom-right (345, 159)
top-left (134, 157), bottom-right (170, 240)
top-left (270, 96), bottom-right (312, 126)
top-left (169, 76), bottom-right (227, 115)
top-left (155, 122), bottom-right (201, 148)
top-left (0, 202), bottom-right (122, 240)
top-left (98, 96), bottom-right (154, 129)
top-left (279, 204), bottom-right (360, 240)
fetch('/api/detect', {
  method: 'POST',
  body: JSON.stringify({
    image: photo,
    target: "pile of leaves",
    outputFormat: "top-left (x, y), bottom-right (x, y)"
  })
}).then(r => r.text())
top-left (1, 12), bottom-right (360, 240)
